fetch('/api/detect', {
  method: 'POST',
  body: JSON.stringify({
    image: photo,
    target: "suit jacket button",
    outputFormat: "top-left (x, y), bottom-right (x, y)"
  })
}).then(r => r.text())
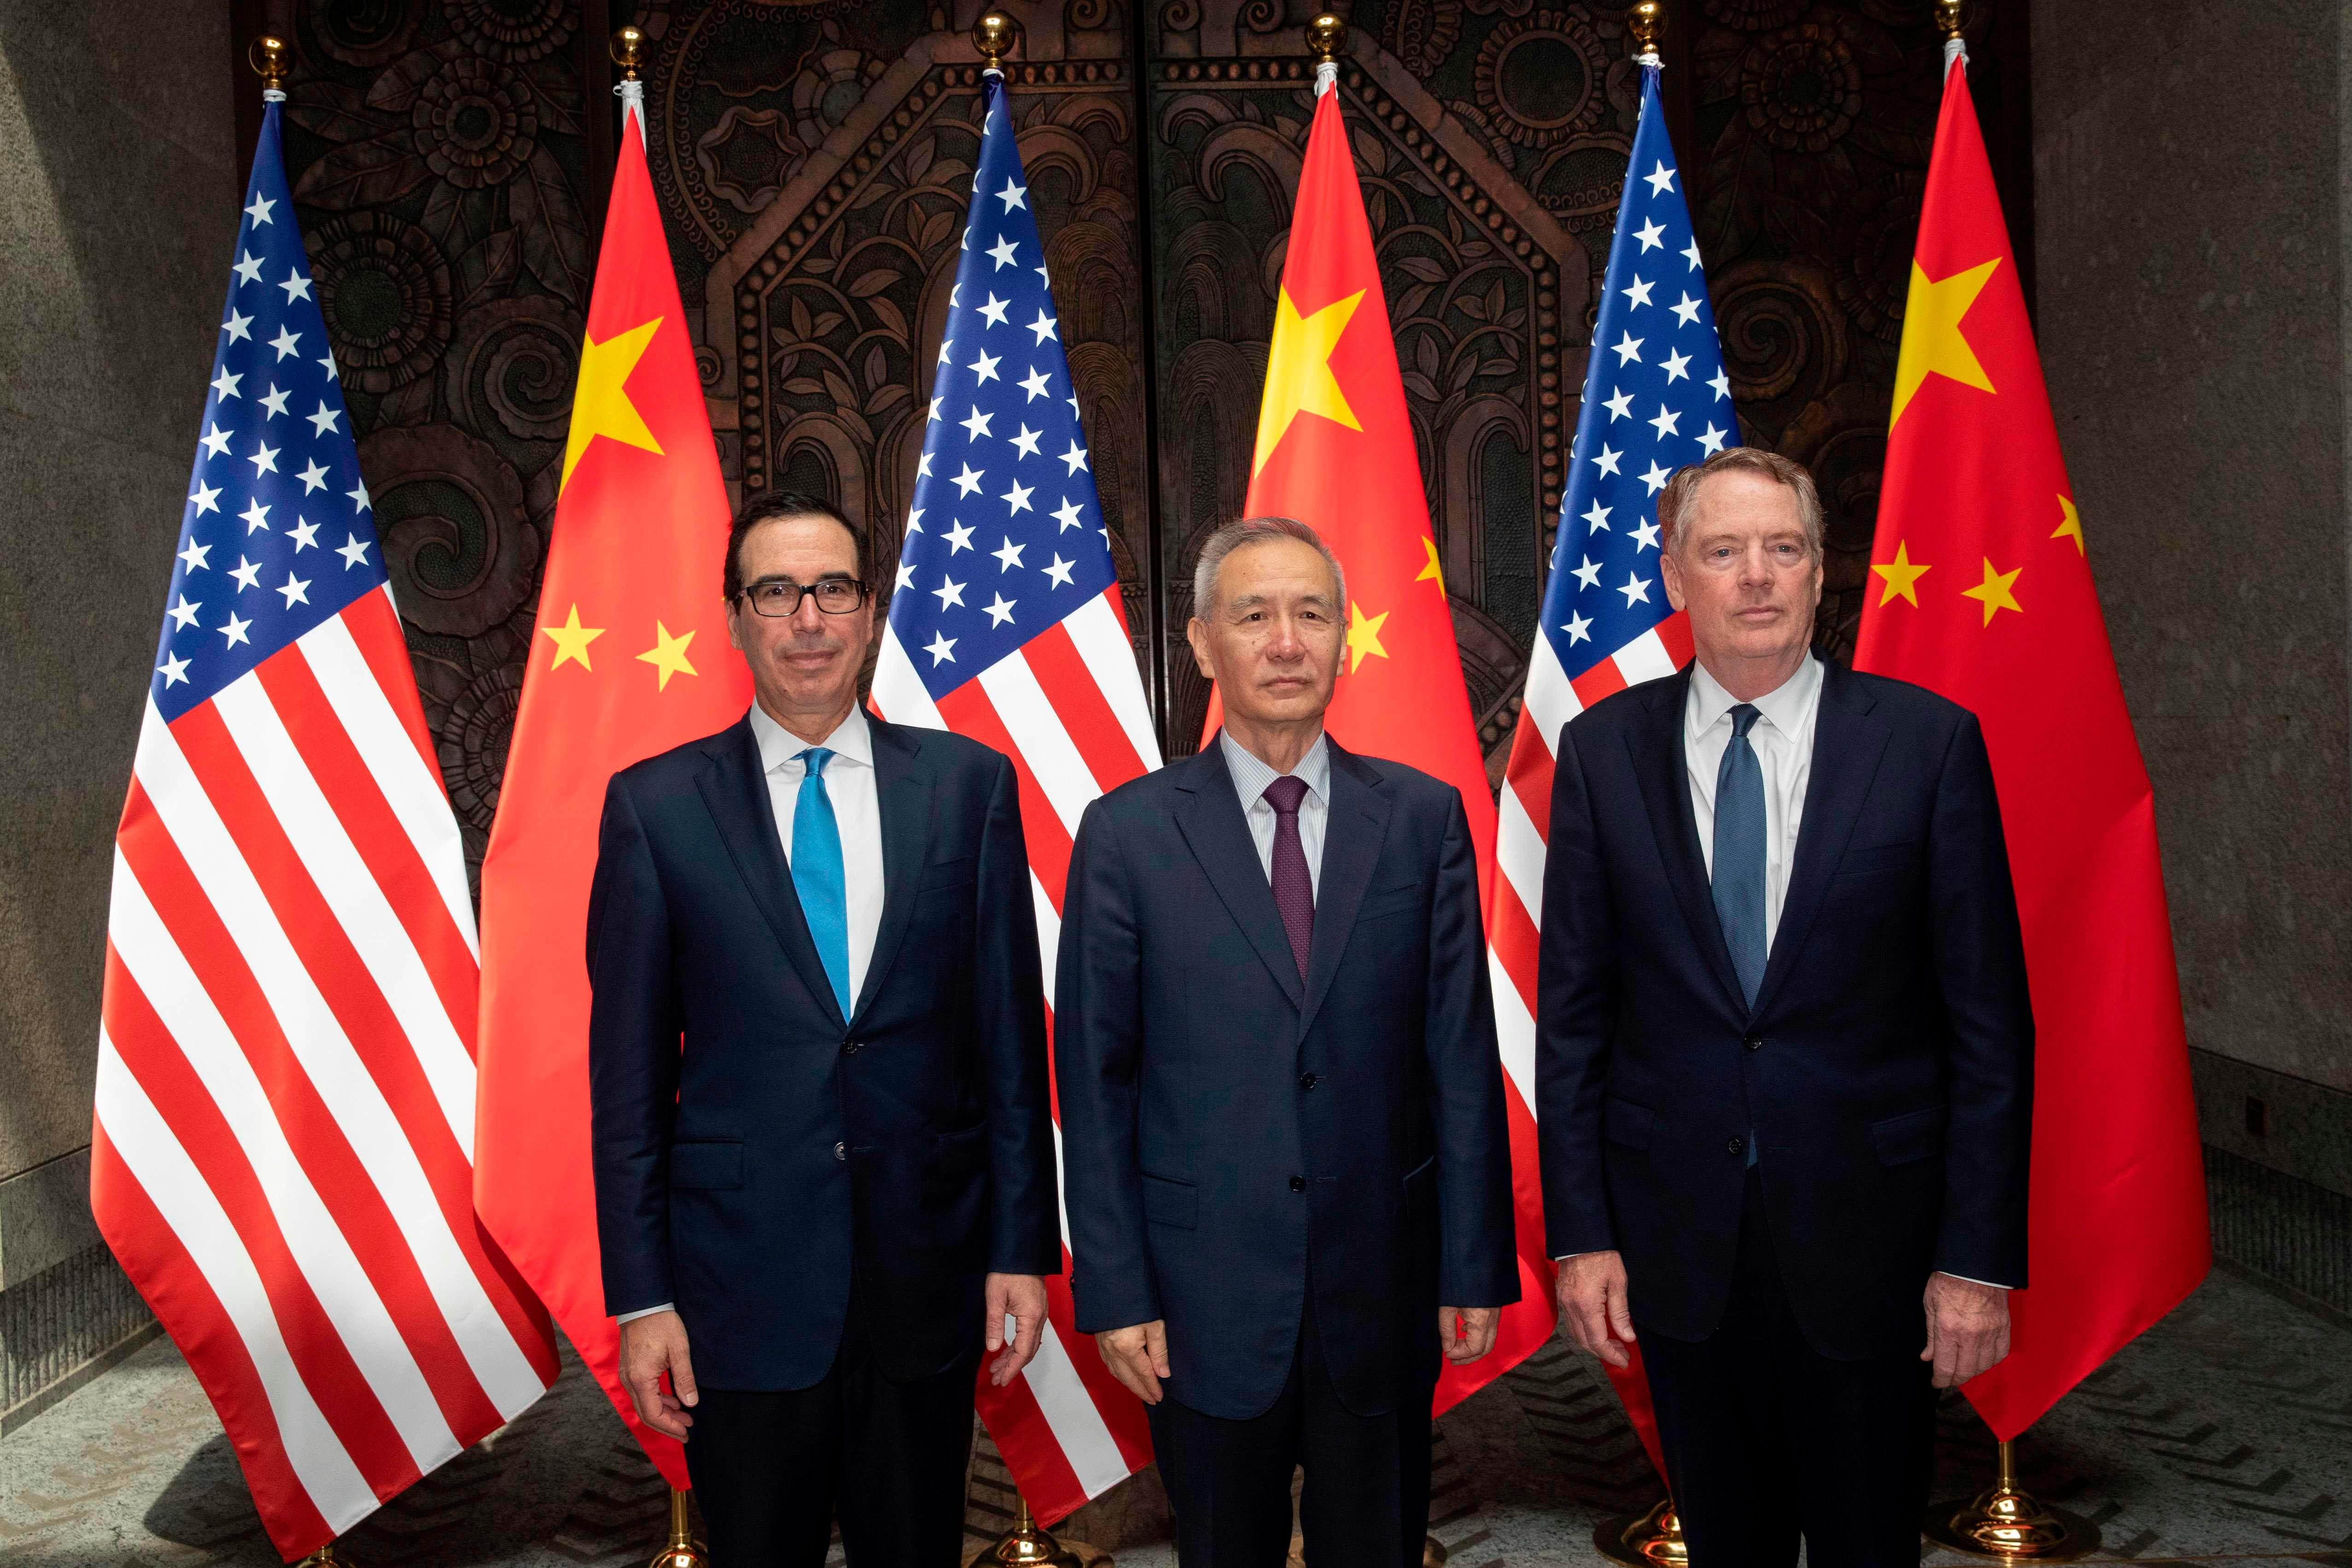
top-left (842, 1040), bottom-right (862, 1056)
top-left (1298, 1073), bottom-right (1318, 1090)
top-left (1727, 1136), bottom-right (1745, 1156)
top-left (1289, 1176), bottom-right (1306, 1193)
top-left (834, 1141), bottom-right (847, 1161)
top-left (1744, 1035), bottom-right (1763, 1051)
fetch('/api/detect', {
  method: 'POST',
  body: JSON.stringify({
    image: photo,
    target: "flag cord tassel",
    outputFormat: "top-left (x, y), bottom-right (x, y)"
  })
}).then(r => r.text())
top-left (1922, 1436), bottom-right (2101, 1560)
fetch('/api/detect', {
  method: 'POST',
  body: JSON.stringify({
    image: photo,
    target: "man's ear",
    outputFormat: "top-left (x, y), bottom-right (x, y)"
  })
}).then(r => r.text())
top-left (725, 602), bottom-right (745, 653)
top-left (1185, 617), bottom-right (1216, 679)
top-left (1660, 550), bottom-right (1687, 613)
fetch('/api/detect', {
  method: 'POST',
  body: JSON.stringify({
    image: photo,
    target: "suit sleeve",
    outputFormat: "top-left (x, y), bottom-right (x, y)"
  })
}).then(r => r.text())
top-left (975, 751), bottom-right (1062, 1276)
top-left (1052, 800), bottom-right (1160, 1332)
top-left (1423, 790), bottom-right (1522, 1308)
top-left (586, 774), bottom-right (684, 1318)
top-left (1926, 712), bottom-right (2035, 1287)
top-left (1535, 720), bottom-right (1622, 1259)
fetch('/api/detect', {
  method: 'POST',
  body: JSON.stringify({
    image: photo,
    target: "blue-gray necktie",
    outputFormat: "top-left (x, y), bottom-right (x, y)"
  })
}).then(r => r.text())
top-left (792, 747), bottom-right (852, 1017)
top-left (1711, 704), bottom-right (1766, 1008)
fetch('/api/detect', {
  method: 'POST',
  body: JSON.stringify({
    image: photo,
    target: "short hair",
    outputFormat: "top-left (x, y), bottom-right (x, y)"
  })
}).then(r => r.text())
top-left (1191, 516), bottom-right (1347, 618)
top-left (722, 488), bottom-right (863, 602)
top-left (1655, 447), bottom-right (1824, 561)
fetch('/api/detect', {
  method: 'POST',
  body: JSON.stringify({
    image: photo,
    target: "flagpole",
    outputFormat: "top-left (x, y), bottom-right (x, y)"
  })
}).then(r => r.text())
top-left (247, 31), bottom-right (373, 1562)
top-left (1895, 2), bottom-right (2101, 1537)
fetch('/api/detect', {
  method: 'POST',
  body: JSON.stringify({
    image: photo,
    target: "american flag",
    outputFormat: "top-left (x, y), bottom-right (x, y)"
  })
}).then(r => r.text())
top-left (1491, 64), bottom-right (1733, 1244)
top-left (868, 70), bottom-right (1159, 1522)
top-left (89, 101), bottom-right (556, 1559)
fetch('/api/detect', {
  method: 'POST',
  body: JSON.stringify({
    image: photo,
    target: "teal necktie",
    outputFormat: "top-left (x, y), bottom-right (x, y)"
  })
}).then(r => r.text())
top-left (1711, 704), bottom-right (1767, 1008)
top-left (792, 747), bottom-right (852, 1017)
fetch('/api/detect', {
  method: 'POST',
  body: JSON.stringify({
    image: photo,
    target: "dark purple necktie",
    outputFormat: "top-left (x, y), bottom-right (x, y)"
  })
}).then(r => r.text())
top-left (1263, 775), bottom-right (1314, 981)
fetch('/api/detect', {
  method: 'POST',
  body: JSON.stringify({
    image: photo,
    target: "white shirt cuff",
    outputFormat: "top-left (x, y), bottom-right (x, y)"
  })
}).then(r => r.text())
top-left (1936, 1272), bottom-right (2013, 1290)
top-left (615, 1303), bottom-right (675, 1323)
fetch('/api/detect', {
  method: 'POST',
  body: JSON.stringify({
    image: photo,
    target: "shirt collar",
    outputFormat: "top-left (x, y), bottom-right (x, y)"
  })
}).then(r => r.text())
top-left (1219, 727), bottom-right (1331, 807)
top-left (1688, 653), bottom-right (1822, 741)
top-left (749, 702), bottom-right (874, 773)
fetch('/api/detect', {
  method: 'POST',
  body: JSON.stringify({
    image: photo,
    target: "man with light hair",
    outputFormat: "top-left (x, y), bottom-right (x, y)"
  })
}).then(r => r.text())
top-left (1537, 446), bottom-right (2035, 1562)
top-left (1056, 515), bottom-right (1519, 1566)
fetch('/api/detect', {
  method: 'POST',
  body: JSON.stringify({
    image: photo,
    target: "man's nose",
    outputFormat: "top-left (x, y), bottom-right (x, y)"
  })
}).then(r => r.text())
top-left (1265, 618), bottom-right (1306, 659)
top-left (789, 593), bottom-right (829, 631)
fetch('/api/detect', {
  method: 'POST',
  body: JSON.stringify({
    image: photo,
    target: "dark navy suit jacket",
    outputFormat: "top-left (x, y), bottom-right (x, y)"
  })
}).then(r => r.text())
top-left (1536, 662), bottom-right (2033, 1360)
top-left (587, 711), bottom-right (1060, 1390)
top-left (1054, 735), bottom-right (1520, 1422)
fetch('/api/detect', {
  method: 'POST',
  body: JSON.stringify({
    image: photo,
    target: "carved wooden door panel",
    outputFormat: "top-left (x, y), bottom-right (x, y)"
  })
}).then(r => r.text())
top-left (644, 0), bottom-right (1159, 705)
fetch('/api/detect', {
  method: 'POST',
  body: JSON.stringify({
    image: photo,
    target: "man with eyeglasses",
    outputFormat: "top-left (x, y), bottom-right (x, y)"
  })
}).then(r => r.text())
top-left (586, 489), bottom-right (1060, 1565)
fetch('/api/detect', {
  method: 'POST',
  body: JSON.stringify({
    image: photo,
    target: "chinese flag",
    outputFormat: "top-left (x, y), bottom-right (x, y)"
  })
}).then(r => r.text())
top-left (1855, 55), bottom-right (2208, 1437)
top-left (1210, 84), bottom-right (1557, 1410)
top-left (474, 105), bottom-right (749, 1484)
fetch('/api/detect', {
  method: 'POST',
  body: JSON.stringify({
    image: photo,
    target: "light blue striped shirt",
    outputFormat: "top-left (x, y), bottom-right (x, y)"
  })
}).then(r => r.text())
top-left (1218, 729), bottom-right (1331, 898)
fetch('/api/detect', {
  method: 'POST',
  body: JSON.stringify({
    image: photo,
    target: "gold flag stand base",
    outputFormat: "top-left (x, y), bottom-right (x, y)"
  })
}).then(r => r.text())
top-left (648, 1487), bottom-right (709, 1568)
top-left (297, 1545), bottom-right (356, 1567)
top-left (1923, 1440), bottom-right (2098, 1561)
top-left (1286, 1531), bottom-right (1448, 1565)
top-left (965, 1497), bottom-right (1110, 1566)
top-left (1594, 1498), bottom-right (1689, 1566)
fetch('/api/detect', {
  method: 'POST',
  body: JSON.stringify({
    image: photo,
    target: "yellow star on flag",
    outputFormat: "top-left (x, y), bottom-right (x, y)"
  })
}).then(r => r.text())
top-left (1870, 542), bottom-right (1932, 608)
top-left (541, 602), bottom-right (605, 670)
top-left (2052, 493), bottom-right (2084, 554)
top-left (1253, 287), bottom-right (1366, 476)
top-left (636, 620), bottom-right (699, 689)
top-left (1345, 600), bottom-right (1390, 673)
top-left (1416, 536), bottom-right (1445, 592)
top-left (1960, 558), bottom-right (2023, 627)
top-left (561, 317), bottom-right (667, 491)
top-left (1889, 258), bottom-right (2000, 429)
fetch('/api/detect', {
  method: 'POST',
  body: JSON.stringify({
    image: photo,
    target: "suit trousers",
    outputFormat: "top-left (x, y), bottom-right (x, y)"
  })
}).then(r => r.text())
top-left (1638, 1169), bottom-right (1938, 1568)
top-left (1146, 1298), bottom-right (1432, 1568)
top-left (682, 1289), bottom-right (976, 1568)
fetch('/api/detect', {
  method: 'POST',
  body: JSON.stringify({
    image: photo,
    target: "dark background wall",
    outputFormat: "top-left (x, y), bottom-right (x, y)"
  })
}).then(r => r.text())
top-left (2031, 0), bottom-right (2352, 1311)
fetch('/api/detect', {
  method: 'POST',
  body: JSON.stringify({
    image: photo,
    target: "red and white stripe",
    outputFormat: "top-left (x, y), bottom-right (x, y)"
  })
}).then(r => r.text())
top-left (870, 588), bottom-right (1158, 1519)
top-left (1489, 613), bottom-right (1693, 1093)
top-left (92, 586), bottom-right (557, 1557)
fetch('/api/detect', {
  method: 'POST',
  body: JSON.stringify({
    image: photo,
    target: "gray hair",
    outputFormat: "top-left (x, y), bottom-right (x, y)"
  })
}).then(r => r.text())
top-left (1656, 447), bottom-right (1824, 560)
top-left (1191, 515), bottom-right (1348, 618)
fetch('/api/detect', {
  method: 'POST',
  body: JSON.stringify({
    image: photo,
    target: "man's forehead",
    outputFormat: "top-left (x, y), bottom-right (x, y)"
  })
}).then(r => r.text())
top-left (744, 513), bottom-right (858, 568)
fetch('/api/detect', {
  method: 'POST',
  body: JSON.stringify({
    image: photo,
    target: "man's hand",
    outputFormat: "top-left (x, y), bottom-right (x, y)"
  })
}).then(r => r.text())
top-left (1440, 1306), bottom-right (1499, 1364)
top-left (1555, 1251), bottom-right (1637, 1369)
top-left (1922, 1273), bottom-right (2010, 1388)
top-left (1095, 1320), bottom-right (1171, 1405)
top-left (985, 1273), bottom-right (1050, 1387)
top-left (618, 1310), bottom-right (697, 1440)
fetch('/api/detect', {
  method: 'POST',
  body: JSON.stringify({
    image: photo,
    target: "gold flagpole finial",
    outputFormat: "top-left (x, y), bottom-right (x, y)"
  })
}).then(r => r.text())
top-left (1936, 0), bottom-right (1966, 39)
top-left (1628, 1), bottom-right (1664, 59)
top-left (610, 25), bottom-right (646, 82)
top-left (1307, 13), bottom-right (1347, 63)
top-left (974, 12), bottom-right (1017, 72)
top-left (247, 35), bottom-right (289, 94)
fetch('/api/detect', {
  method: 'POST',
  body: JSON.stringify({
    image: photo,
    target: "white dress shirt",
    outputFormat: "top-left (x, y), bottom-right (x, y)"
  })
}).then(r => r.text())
top-left (1220, 729), bottom-right (1331, 895)
top-left (751, 702), bottom-right (886, 1004)
top-left (616, 704), bottom-right (885, 1327)
top-left (1686, 653), bottom-right (1822, 955)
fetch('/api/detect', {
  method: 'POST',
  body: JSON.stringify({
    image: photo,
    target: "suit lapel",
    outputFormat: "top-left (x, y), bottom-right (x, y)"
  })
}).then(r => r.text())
top-left (851, 718), bottom-right (932, 1023)
top-left (1173, 741), bottom-right (1306, 1010)
top-left (1297, 742), bottom-right (1390, 1039)
top-left (1750, 664), bottom-right (1889, 1020)
top-left (695, 716), bottom-right (846, 1030)
top-left (1625, 667), bottom-right (1748, 1015)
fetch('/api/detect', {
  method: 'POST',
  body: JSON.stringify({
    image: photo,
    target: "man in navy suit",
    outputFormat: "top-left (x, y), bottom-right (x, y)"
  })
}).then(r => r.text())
top-left (1056, 516), bottom-right (1519, 1568)
top-left (587, 489), bottom-right (1059, 1566)
top-left (1538, 448), bottom-right (2034, 1564)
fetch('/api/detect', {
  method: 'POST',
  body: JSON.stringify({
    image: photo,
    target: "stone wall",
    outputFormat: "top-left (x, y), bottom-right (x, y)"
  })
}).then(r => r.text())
top-left (0, 0), bottom-right (235, 1423)
top-left (2033, 0), bottom-right (2352, 1307)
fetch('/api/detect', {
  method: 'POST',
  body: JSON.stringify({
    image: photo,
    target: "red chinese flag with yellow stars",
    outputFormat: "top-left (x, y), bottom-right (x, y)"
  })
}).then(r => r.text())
top-left (1208, 82), bottom-right (1558, 1409)
top-left (1855, 54), bottom-right (2207, 1438)
top-left (473, 105), bottom-right (748, 1484)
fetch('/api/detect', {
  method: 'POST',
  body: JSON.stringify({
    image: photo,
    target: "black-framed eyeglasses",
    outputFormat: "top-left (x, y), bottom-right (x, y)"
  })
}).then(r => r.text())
top-left (740, 578), bottom-right (869, 617)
